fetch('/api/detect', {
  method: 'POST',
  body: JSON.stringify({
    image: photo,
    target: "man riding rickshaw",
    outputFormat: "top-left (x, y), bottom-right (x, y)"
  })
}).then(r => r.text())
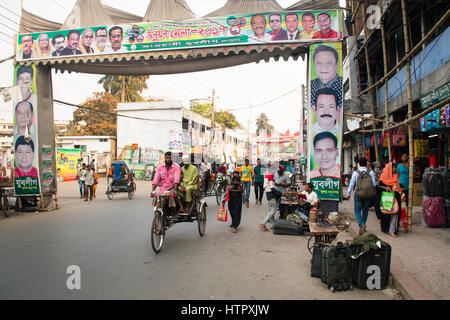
top-left (106, 160), bottom-right (136, 199)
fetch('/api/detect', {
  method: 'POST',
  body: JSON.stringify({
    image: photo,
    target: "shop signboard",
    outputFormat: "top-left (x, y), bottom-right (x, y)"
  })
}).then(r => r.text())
top-left (307, 42), bottom-right (343, 201)
top-left (420, 82), bottom-right (450, 109)
top-left (16, 10), bottom-right (343, 62)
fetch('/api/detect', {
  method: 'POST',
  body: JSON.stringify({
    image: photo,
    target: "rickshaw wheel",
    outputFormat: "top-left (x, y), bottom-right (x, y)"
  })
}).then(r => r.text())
top-left (214, 184), bottom-right (221, 205)
top-left (151, 212), bottom-right (165, 253)
top-left (197, 205), bottom-right (206, 236)
top-left (106, 186), bottom-right (113, 200)
top-left (128, 182), bottom-right (136, 200)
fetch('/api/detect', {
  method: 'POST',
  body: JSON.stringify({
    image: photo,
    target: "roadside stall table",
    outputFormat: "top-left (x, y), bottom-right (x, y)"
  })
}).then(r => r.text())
top-left (280, 191), bottom-right (299, 217)
top-left (307, 222), bottom-right (339, 254)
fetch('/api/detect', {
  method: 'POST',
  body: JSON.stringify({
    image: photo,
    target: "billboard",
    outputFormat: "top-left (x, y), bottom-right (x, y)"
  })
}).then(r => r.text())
top-left (16, 10), bottom-right (343, 62)
top-left (13, 64), bottom-right (40, 195)
top-left (307, 42), bottom-right (343, 201)
top-left (56, 148), bottom-right (83, 181)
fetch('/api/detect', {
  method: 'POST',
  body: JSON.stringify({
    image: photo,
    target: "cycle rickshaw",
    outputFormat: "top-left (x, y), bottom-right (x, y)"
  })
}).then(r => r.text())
top-left (200, 172), bottom-right (228, 205)
top-left (106, 161), bottom-right (136, 200)
top-left (150, 180), bottom-right (207, 253)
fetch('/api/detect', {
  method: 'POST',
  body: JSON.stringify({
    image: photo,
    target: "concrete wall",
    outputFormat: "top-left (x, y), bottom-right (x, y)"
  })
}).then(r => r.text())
top-left (116, 101), bottom-right (183, 152)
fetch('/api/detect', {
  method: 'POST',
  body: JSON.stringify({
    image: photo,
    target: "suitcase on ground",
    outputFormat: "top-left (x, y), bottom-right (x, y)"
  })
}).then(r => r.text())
top-left (423, 170), bottom-right (443, 197)
top-left (321, 243), bottom-right (353, 292)
top-left (422, 196), bottom-right (446, 227)
top-left (351, 240), bottom-right (392, 289)
top-left (273, 219), bottom-right (305, 235)
top-left (311, 242), bottom-right (328, 278)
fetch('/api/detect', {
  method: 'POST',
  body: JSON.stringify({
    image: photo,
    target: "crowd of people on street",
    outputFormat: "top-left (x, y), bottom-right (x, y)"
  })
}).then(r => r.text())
top-left (71, 150), bottom-right (416, 240)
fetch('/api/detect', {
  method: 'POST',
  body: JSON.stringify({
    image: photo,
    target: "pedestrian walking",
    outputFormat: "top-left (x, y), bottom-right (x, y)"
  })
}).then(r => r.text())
top-left (253, 158), bottom-right (265, 205)
top-left (84, 165), bottom-right (95, 201)
top-left (345, 158), bottom-right (376, 235)
top-left (78, 163), bottom-right (87, 199)
top-left (397, 154), bottom-right (414, 207)
top-left (378, 162), bottom-right (405, 237)
top-left (259, 171), bottom-right (277, 231)
top-left (92, 168), bottom-right (99, 199)
top-left (223, 171), bottom-right (243, 233)
top-left (240, 159), bottom-right (254, 208)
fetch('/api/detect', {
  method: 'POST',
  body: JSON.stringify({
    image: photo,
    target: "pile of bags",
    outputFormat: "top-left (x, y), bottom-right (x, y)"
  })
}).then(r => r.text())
top-left (311, 233), bottom-right (391, 292)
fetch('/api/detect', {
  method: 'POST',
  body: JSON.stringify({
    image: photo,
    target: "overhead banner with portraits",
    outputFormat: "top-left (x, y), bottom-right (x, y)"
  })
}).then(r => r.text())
top-left (15, 10), bottom-right (343, 62)
top-left (13, 64), bottom-right (41, 195)
top-left (307, 42), bottom-right (343, 201)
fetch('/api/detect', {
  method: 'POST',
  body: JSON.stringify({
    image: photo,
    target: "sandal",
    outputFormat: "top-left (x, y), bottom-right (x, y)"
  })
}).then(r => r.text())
top-left (390, 233), bottom-right (398, 238)
top-left (258, 224), bottom-right (269, 231)
top-left (232, 228), bottom-right (237, 233)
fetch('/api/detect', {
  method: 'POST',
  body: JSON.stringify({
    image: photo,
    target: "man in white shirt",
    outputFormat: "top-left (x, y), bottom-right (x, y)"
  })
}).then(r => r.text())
top-left (299, 182), bottom-right (319, 216)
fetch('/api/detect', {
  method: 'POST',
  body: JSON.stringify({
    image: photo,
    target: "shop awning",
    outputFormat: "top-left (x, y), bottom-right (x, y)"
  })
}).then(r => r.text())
top-left (18, 43), bottom-right (308, 75)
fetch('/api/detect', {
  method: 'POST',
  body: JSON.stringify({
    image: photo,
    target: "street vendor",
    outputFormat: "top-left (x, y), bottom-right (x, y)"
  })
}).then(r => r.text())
top-left (298, 182), bottom-right (319, 216)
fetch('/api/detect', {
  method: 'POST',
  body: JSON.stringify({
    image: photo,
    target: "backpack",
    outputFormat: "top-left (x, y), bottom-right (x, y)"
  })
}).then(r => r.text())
top-left (355, 169), bottom-right (376, 199)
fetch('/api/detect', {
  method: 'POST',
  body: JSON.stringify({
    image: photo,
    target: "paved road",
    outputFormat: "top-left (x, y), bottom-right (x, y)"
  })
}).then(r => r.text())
top-left (0, 179), bottom-right (401, 299)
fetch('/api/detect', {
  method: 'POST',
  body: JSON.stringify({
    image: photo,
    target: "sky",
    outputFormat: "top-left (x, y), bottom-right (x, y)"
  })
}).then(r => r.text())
top-left (0, 0), bottom-right (342, 134)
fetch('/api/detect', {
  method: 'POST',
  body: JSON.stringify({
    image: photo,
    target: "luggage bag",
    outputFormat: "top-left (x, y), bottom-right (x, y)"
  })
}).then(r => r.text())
top-left (422, 170), bottom-right (443, 197)
top-left (311, 242), bottom-right (328, 278)
top-left (320, 243), bottom-right (353, 292)
top-left (273, 219), bottom-right (306, 235)
top-left (351, 241), bottom-right (392, 289)
top-left (422, 196), bottom-right (446, 227)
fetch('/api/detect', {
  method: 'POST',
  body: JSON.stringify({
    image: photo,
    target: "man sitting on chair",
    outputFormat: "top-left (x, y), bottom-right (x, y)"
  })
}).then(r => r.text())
top-left (178, 155), bottom-right (199, 214)
top-left (298, 182), bottom-right (319, 216)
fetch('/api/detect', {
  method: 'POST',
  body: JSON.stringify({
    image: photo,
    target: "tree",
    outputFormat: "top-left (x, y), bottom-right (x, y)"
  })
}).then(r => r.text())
top-left (65, 92), bottom-right (118, 136)
top-left (190, 103), bottom-right (242, 129)
top-left (256, 112), bottom-right (274, 135)
top-left (98, 75), bottom-right (149, 102)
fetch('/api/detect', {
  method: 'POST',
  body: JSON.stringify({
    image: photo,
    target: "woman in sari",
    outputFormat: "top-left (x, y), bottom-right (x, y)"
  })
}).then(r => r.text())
top-left (223, 171), bottom-right (243, 233)
top-left (34, 34), bottom-right (51, 58)
top-left (378, 162), bottom-right (405, 237)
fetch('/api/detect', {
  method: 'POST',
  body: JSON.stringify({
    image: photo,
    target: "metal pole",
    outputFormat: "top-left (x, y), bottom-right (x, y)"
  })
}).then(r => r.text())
top-left (363, 1), bottom-right (380, 164)
top-left (380, 0), bottom-right (392, 162)
top-left (401, 0), bottom-right (414, 232)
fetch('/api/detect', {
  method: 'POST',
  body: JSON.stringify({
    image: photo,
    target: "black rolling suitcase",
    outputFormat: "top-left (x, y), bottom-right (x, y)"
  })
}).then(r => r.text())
top-left (423, 169), bottom-right (443, 197)
top-left (273, 219), bottom-right (305, 235)
top-left (350, 236), bottom-right (392, 289)
top-left (311, 242), bottom-right (328, 278)
top-left (321, 243), bottom-right (353, 292)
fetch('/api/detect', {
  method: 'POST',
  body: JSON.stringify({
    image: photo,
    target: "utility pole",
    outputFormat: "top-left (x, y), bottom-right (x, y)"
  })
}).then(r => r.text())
top-left (211, 89), bottom-right (216, 128)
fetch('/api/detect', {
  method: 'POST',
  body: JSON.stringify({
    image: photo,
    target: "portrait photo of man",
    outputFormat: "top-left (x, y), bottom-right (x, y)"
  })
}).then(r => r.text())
top-left (311, 87), bottom-right (341, 135)
top-left (61, 30), bottom-right (82, 56)
top-left (267, 13), bottom-right (287, 41)
top-left (300, 12), bottom-right (316, 39)
top-left (285, 12), bottom-right (300, 40)
top-left (13, 100), bottom-right (36, 141)
top-left (310, 131), bottom-right (341, 179)
top-left (310, 44), bottom-right (343, 107)
top-left (249, 14), bottom-right (272, 42)
top-left (14, 136), bottom-right (38, 179)
top-left (106, 26), bottom-right (124, 53)
top-left (312, 12), bottom-right (339, 39)
top-left (93, 27), bottom-right (108, 53)
top-left (16, 66), bottom-right (34, 101)
top-left (51, 34), bottom-right (66, 57)
top-left (18, 34), bottom-right (34, 59)
top-left (79, 28), bottom-right (95, 54)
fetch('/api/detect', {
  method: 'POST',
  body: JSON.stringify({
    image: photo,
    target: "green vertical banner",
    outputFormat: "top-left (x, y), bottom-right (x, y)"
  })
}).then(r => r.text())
top-left (307, 42), bottom-right (343, 200)
top-left (13, 64), bottom-right (41, 195)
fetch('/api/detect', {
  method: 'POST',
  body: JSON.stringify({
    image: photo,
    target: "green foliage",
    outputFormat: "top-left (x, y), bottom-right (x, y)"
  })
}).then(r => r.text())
top-left (98, 75), bottom-right (149, 102)
top-left (190, 103), bottom-right (242, 129)
top-left (256, 112), bottom-right (274, 135)
top-left (65, 92), bottom-right (118, 136)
